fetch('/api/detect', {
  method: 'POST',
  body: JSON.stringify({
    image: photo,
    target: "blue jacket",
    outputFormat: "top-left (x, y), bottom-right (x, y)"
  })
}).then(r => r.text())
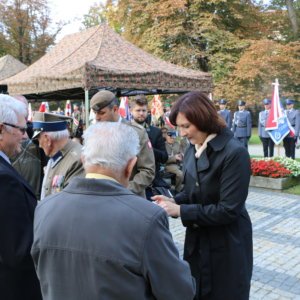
top-left (258, 110), bottom-right (271, 138)
top-left (232, 110), bottom-right (252, 138)
top-left (218, 109), bottom-right (231, 128)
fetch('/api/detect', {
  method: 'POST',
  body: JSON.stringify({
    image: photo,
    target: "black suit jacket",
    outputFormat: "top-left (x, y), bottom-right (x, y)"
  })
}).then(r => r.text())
top-left (0, 156), bottom-right (42, 300)
top-left (145, 125), bottom-right (168, 171)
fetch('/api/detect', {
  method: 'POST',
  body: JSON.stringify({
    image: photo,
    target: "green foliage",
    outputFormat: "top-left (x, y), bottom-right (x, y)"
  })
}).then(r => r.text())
top-left (0, 0), bottom-right (62, 64)
top-left (82, 0), bottom-right (299, 103)
top-left (273, 157), bottom-right (300, 176)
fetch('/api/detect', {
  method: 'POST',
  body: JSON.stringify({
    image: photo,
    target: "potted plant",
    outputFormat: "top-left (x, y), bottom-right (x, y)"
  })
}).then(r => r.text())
top-left (250, 158), bottom-right (300, 190)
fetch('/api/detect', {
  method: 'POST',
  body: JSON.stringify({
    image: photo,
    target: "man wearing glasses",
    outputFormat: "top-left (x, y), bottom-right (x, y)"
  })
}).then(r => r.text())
top-left (0, 94), bottom-right (42, 299)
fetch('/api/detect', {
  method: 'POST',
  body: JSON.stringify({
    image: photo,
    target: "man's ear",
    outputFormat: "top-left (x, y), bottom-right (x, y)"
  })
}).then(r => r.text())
top-left (113, 105), bottom-right (119, 113)
top-left (124, 156), bottom-right (137, 180)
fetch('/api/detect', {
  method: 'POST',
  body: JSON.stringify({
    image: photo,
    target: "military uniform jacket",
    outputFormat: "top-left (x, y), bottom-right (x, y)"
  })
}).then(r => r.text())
top-left (124, 119), bottom-right (155, 197)
top-left (31, 178), bottom-right (195, 300)
top-left (42, 139), bottom-right (84, 199)
top-left (218, 109), bottom-right (231, 128)
top-left (165, 141), bottom-right (182, 165)
top-left (285, 109), bottom-right (300, 137)
top-left (232, 110), bottom-right (252, 138)
top-left (258, 110), bottom-right (271, 138)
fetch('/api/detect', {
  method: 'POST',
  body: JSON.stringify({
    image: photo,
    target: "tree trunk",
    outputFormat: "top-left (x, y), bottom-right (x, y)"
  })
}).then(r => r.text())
top-left (285, 0), bottom-right (299, 38)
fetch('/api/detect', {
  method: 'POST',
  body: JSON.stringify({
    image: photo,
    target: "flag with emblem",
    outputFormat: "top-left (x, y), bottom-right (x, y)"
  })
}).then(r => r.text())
top-left (265, 79), bottom-right (294, 145)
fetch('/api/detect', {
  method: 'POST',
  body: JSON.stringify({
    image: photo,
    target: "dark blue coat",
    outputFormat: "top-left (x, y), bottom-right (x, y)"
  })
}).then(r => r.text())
top-left (0, 156), bottom-right (42, 300)
top-left (175, 128), bottom-right (253, 300)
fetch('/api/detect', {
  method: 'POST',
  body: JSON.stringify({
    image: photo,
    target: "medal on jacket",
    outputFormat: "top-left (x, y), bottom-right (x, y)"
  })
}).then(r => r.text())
top-left (51, 175), bottom-right (65, 193)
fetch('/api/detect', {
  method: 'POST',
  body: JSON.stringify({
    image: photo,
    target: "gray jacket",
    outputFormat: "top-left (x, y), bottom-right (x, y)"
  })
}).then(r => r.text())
top-left (258, 110), bottom-right (270, 138)
top-left (218, 109), bottom-right (232, 128)
top-left (285, 109), bottom-right (300, 137)
top-left (31, 178), bottom-right (195, 300)
top-left (232, 110), bottom-right (252, 138)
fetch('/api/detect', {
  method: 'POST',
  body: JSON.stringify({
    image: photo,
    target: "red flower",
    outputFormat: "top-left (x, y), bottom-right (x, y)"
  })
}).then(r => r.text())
top-left (251, 159), bottom-right (291, 178)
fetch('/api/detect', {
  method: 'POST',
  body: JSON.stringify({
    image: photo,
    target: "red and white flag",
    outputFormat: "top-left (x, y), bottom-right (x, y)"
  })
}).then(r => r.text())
top-left (65, 100), bottom-right (72, 116)
top-left (39, 102), bottom-right (46, 112)
top-left (119, 97), bottom-right (130, 120)
top-left (265, 79), bottom-right (294, 144)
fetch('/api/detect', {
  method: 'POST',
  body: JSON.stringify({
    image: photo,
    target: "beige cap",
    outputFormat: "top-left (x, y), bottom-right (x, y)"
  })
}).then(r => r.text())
top-left (90, 90), bottom-right (117, 111)
top-left (32, 112), bottom-right (73, 122)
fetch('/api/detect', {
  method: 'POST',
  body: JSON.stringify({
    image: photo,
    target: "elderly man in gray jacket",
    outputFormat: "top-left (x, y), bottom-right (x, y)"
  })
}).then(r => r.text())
top-left (31, 122), bottom-right (195, 300)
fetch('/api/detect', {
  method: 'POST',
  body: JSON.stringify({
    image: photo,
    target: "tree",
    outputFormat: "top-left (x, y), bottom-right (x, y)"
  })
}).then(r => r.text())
top-left (263, 0), bottom-right (299, 40)
top-left (0, 0), bottom-right (63, 64)
top-left (214, 39), bottom-right (300, 102)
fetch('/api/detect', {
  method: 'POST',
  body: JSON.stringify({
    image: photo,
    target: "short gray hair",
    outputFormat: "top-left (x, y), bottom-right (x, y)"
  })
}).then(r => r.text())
top-left (46, 129), bottom-right (70, 141)
top-left (0, 95), bottom-right (27, 132)
top-left (82, 122), bottom-right (139, 172)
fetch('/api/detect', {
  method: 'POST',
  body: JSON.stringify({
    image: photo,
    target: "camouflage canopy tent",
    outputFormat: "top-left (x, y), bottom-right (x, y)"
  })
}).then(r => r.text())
top-left (5, 25), bottom-right (212, 99)
top-left (4, 25), bottom-right (212, 123)
top-left (0, 55), bottom-right (27, 93)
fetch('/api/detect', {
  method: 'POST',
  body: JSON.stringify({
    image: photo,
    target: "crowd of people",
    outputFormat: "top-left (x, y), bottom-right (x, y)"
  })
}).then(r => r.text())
top-left (0, 90), bottom-right (299, 299)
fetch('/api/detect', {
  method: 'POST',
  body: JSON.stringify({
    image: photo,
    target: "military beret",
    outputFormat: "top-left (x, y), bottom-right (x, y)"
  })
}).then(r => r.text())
top-left (90, 90), bottom-right (117, 111)
top-left (32, 112), bottom-right (72, 139)
top-left (219, 99), bottom-right (227, 105)
top-left (285, 99), bottom-right (295, 105)
top-left (263, 99), bottom-right (271, 105)
top-left (237, 100), bottom-right (246, 106)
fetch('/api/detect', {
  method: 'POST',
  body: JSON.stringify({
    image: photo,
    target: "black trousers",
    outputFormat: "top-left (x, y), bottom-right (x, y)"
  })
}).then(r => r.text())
top-left (260, 137), bottom-right (275, 157)
top-left (283, 137), bottom-right (296, 159)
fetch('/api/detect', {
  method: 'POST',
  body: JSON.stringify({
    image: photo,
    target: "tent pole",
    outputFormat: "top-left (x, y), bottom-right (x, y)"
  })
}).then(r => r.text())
top-left (85, 89), bottom-right (89, 128)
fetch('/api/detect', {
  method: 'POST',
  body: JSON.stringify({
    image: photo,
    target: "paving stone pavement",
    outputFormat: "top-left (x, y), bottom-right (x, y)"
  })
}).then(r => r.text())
top-left (169, 187), bottom-right (300, 300)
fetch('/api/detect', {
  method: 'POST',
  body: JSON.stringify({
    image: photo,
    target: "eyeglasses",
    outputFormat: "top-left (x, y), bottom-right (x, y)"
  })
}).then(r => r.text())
top-left (3, 122), bottom-right (27, 134)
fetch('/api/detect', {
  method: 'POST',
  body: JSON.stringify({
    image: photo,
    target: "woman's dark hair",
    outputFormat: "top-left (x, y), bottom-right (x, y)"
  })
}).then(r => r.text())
top-left (169, 91), bottom-right (226, 134)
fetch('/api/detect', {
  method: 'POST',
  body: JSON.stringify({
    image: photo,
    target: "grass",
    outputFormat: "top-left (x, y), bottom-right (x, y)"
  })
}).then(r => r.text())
top-left (285, 185), bottom-right (300, 196)
top-left (249, 128), bottom-right (260, 145)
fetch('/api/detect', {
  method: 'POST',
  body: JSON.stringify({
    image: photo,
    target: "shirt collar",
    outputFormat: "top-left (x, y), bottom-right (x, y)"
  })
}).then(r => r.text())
top-left (0, 151), bottom-right (10, 164)
top-left (85, 173), bottom-right (118, 183)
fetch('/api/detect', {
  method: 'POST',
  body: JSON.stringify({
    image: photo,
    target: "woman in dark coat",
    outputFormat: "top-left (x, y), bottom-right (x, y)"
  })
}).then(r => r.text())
top-left (153, 92), bottom-right (253, 300)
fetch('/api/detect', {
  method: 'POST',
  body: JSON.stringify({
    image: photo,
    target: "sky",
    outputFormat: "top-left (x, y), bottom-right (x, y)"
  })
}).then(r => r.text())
top-left (49, 0), bottom-right (104, 41)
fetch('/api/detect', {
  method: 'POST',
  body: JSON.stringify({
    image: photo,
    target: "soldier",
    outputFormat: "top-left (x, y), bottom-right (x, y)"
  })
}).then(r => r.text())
top-left (32, 112), bottom-right (84, 200)
top-left (283, 99), bottom-right (300, 159)
top-left (130, 96), bottom-right (168, 199)
top-left (258, 98), bottom-right (274, 157)
top-left (90, 90), bottom-right (155, 197)
top-left (165, 130), bottom-right (183, 193)
top-left (232, 100), bottom-right (252, 149)
top-left (218, 99), bottom-right (231, 128)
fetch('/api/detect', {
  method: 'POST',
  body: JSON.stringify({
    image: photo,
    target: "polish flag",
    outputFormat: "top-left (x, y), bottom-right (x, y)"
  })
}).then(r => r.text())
top-left (65, 100), bottom-right (72, 116)
top-left (39, 102), bottom-right (46, 112)
top-left (119, 97), bottom-right (130, 120)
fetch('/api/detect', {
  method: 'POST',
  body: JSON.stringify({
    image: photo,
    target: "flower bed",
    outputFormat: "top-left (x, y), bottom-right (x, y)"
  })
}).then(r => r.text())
top-left (250, 157), bottom-right (300, 190)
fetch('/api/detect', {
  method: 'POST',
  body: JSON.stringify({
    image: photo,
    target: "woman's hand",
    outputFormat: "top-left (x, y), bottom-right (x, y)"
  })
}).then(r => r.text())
top-left (152, 195), bottom-right (180, 217)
